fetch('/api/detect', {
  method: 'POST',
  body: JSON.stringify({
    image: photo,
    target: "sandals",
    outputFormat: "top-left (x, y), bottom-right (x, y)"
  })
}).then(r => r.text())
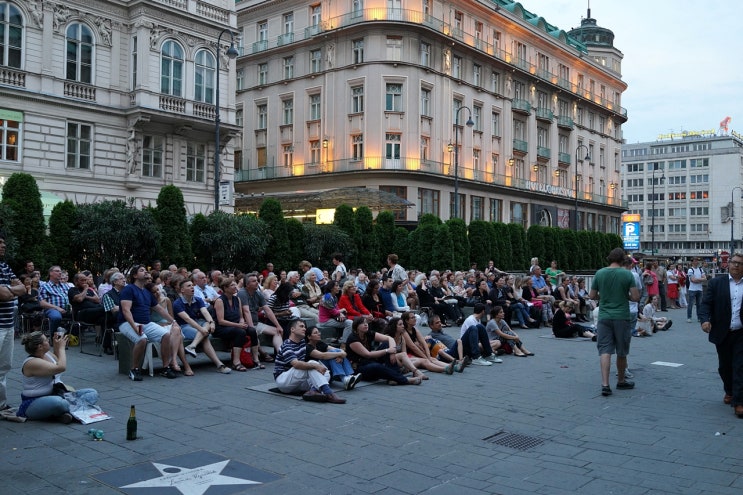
top-left (232, 363), bottom-right (248, 372)
top-left (216, 364), bottom-right (232, 374)
top-left (183, 370), bottom-right (195, 376)
top-left (407, 376), bottom-right (422, 385)
top-left (261, 354), bottom-right (275, 363)
top-left (251, 363), bottom-right (266, 370)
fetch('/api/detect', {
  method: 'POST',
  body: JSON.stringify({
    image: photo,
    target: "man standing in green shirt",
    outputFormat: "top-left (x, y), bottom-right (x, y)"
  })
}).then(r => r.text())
top-left (589, 248), bottom-right (640, 397)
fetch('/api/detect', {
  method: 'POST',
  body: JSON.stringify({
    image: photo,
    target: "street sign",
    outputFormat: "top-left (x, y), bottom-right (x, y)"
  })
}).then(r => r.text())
top-left (622, 213), bottom-right (641, 251)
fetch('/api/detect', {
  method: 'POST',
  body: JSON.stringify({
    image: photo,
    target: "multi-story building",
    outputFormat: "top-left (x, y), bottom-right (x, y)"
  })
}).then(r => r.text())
top-left (0, 0), bottom-right (239, 216)
top-left (621, 130), bottom-right (743, 259)
top-left (234, 0), bottom-right (627, 231)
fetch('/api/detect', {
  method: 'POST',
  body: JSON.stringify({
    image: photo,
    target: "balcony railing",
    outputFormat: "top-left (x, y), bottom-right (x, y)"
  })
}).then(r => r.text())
top-left (64, 81), bottom-right (96, 101)
top-left (537, 146), bottom-right (551, 159)
top-left (235, 157), bottom-right (627, 208)
top-left (558, 152), bottom-right (571, 164)
top-left (556, 115), bottom-right (574, 129)
top-left (512, 98), bottom-right (531, 114)
top-left (535, 107), bottom-right (554, 121)
top-left (0, 67), bottom-right (25, 88)
top-left (513, 139), bottom-right (528, 153)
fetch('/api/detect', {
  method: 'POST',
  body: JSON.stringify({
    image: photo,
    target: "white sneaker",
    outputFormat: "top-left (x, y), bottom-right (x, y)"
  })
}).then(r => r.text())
top-left (485, 355), bottom-right (503, 364)
top-left (471, 357), bottom-right (493, 366)
top-left (686, 318), bottom-right (692, 323)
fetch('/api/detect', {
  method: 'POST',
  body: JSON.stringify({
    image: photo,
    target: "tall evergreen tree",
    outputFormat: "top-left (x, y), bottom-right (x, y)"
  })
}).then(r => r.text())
top-left (1, 173), bottom-right (46, 269)
top-left (189, 213), bottom-right (209, 269)
top-left (374, 211), bottom-right (396, 267)
top-left (354, 206), bottom-right (378, 272)
top-left (258, 198), bottom-right (291, 270)
top-left (154, 185), bottom-right (192, 266)
top-left (333, 204), bottom-right (357, 267)
top-left (285, 218), bottom-right (305, 271)
top-left (467, 220), bottom-right (491, 269)
top-left (47, 201), bottom-right (78, 272)
top-left (446, 218), bottom-right (469, 270)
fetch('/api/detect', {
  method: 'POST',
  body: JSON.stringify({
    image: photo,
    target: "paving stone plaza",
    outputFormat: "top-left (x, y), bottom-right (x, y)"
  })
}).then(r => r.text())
top-left (2, 310), bottom-right (742, 494)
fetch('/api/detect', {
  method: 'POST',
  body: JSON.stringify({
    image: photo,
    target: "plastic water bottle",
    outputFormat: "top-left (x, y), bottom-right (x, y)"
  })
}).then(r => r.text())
top-left (87, 428), bottom-right (104, 441)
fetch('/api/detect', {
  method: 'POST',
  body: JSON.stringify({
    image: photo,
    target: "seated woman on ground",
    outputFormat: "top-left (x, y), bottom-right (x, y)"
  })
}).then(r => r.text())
top-left (567, 276), bottom-right (591, 321)
top-left (487, 306), bottom-right (533, 357)
top-left (638, 295), bottom-right (671, 336)
top-left (429, 276), bottom-right (464, 325)
top-left (338, 280), bottom-right (373, 321)
top-left (345, 317), bottom-right (422, 385)
top-left (16, 332), bottom-right (99, 423)
top-left (398, 312), bottom-right (455, 375)
top-left (304, 325), bottom-right (362, 390)
top-left (213, 277), bottom-right (251, 372)
top-left (390, 280), bottom-right (411, 313)
top-left (502, 275), bottom-right (538, 328)
top-left (552, 300), bottom-right (596, 340)
top-left (146, 281), bottom-right (192, 376)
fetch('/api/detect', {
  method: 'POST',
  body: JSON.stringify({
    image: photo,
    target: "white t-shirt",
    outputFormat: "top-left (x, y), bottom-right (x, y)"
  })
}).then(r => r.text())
top-left (460, 314), bottom-right (481, 338)
top-left (687, 266), bottom-right (704, 291)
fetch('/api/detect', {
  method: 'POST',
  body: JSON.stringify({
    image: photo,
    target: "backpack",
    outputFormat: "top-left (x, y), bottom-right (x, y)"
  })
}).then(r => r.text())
top-left (238, 335), bottom-right (254, 368)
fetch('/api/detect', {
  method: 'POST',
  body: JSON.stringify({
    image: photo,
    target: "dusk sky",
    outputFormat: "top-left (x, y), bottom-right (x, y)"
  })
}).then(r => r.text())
top-left (536, 0), bottom-right (743, 143)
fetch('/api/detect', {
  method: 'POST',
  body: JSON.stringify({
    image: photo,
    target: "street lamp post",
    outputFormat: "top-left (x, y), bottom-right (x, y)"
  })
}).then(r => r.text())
top-left (574, 144), bottom-right (590, 231)
top-left (730, 186), bottom-right (743, 256)
top-left (650, 165), bottom-right (665, 255)
top-left (213, 29), bottom-right (239, 213)
top-left (453, 106), bottom-right (474, 219)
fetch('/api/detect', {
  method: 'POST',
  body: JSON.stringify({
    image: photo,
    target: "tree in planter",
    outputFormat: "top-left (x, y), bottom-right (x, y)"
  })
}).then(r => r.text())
top-left (197, 211), bottom-right (269, 271)
top-left (189, 213), bottom-right (209, 269)
top-left (333, 204), bottom-right (357, 268)
top-left (409, 215), bottom-right (440, 272)
top-left (71, 200), bottom-right (160, 275)
top-left (431, 223), bottom-right (454, 271)
top-left (391, 227), bottom-right (410, 267)
top-left (47, 201), bottom-right (78, 272)
top-left (506, 223), bottom-right (527, 271)
top-left (303, 224), bottom-right (353, 272)
top-left (467, 220), bottom-right (491, 270)
top-left (354, 206), bottom-right (378, 273)
top-left (446, 218), bottom-right (469, 270)
top-left (285, 218), bottom-right (305, 271)
top-left (154, 185), bottom-right (192, 266)
top-left (258, 198), bottom-right (290, 271)
top-left (0, 173), bottom-right (46, 270)
top-left (562, 230), bottom-right (580, 272)
top-left (492, 222), bottom-right (511, 270)
top-left (374, 211), bottom-right (396, 268)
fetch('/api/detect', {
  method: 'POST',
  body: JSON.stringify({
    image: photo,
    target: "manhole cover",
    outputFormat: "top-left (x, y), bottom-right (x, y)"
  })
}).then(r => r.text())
top-left (483, 431), bottom-right (545, 451)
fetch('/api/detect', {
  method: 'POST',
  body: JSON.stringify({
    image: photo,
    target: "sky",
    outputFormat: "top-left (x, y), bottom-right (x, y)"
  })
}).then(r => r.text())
top-left (533, 0), bottom-right (743, 143)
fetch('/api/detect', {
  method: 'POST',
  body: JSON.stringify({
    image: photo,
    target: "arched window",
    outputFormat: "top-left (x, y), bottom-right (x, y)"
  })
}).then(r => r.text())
top-left (194, 49), bottom-right (215, 103)
top-left (160, 40), bottom-right (184, 96)
top-left (66, 23), bottom-right (94, 83)
top-left (0, 2), bottom-right (23, 68)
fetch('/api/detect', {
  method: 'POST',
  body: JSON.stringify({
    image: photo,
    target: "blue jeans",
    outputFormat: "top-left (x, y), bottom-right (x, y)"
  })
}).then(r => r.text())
top-left (44, 309), bottom-right (63, 334)
top-left (462, 324), bottom-right (493, 359)
top-left (511, 302), bottom-right (530, 326)
top-left (23, 388), bottom-right (99, 420)
top-left (321, 349), bottom-right (354, 380)
top-left (687, 290), bottom-right (703, 320)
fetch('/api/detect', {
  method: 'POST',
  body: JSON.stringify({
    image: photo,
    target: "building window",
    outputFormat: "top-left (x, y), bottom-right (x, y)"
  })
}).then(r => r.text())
top-left (257, 147), bottom-right (267, 168)
top-left (420, 42), bottom-right (431, 67)
top-left (380, 185), bottom-right (407, 221)
top-left (352, 39), bottom-right (364, 64)
top-left (257, 104), bottom-right (267, 129)
top-left (257, 21), bottom-right (268, 42)
top-left (386, 36), bottom-right (402, 61)
top-left (310, 140), bottom-right (321, 164)
top-left (449, 193), bottom-right (465, 219)
top-left (310, 4), bottom-right (322, 26)
top-left (352, 134), bottom-right (363, 160)
top-left (283, 56), bottom-right (294, 79)
top-left (186, 143), bottom-right (206, 182)
top-left (491, 111), bottom-right (500, 137)
top-left (66, 23), bottom-right (94, 83)
top-left (452, 55), bottom-right (462, 79)
top-left (473, 149), bottom-right (480, 171)
top-left (310, 49), bottom-right (322, 73)
top-left (351, 85), bottom-right (364, 113)
top-left (471, 196), bottom-right (484, 221)
top-left (352, 0), bottom-right (363, 17)
top-left (258, 63), bottom-right (268, 85)
top-left (131, 36), bottom-right (137, 89)
top-left (420, 136), bottom-right (429, 161)
top-left (283, 12), bottom-right (294, 36)
top-left (283, 145), bottom-right (293, 167)
top-left (490, 71), bottom-right (499, 93)
top-left (160, 40), bottom-right (183, 96)
top-left (142, 135), bottom-right (163, 177)
top-left (235, 108), bottom-right (243, 127)
top-left (473, 64), bottom-right (481, 87)
top-left (473, 105), bottom-right (482, 131)
top-left (420, 87), bottom-right (431, 117)
top-left (194, 50), bottom-right (215, 103)
top-left (282, 99), bottom-right (293, 125)
top-left (385, 133), bottom-right (401, 159)
top-left (385, 83), bottom-right (402, 112)
top-left (489, 198), bottom-right (502, 222)
top-left (236, 68), bottom-right (244, 91)
top-left (510, 202), bottom-right (527, 227)
top-left (0, 3), bottom-right (22, 69)
top-left (66, 122), bottom-right (91, 169)
top-left (309, 94), bottom-right (321, 120)
top-left (0, 114), bottom-right (20, 161)
top-left (418, 188), bottom-right (440, 217)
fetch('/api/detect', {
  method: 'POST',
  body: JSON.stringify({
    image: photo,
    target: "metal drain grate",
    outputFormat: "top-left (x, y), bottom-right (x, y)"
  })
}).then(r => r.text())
top-left (483, 431), bottom-right (545, 451)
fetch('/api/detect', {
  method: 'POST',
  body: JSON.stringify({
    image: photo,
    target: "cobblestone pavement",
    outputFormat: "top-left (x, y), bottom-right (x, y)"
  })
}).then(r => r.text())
top-left (2, 309), bottom-right (742, 494)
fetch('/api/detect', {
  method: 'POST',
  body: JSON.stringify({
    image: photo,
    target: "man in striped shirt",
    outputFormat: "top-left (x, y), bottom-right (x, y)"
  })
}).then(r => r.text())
top-left (39, 265), bottom-right (70, 335)
top-left (273, 320), bottom-right (345, 404)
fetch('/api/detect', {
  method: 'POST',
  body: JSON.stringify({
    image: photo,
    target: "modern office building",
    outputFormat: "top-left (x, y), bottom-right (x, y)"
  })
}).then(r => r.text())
top-left (234, 0), bottom-right (628, 230)
top-left (621, 129), bottom-right (743, 259)
top-left (0, 0), bottom-right (239, 216)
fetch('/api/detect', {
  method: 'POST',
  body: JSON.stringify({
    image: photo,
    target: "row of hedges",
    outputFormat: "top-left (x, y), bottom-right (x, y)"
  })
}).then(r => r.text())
top-left (0, 173), bottom-right (622, 276)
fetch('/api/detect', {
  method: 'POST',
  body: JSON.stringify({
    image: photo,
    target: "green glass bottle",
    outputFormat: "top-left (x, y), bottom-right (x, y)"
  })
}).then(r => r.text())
top-left (126, 405), bottom-right (137, 440)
